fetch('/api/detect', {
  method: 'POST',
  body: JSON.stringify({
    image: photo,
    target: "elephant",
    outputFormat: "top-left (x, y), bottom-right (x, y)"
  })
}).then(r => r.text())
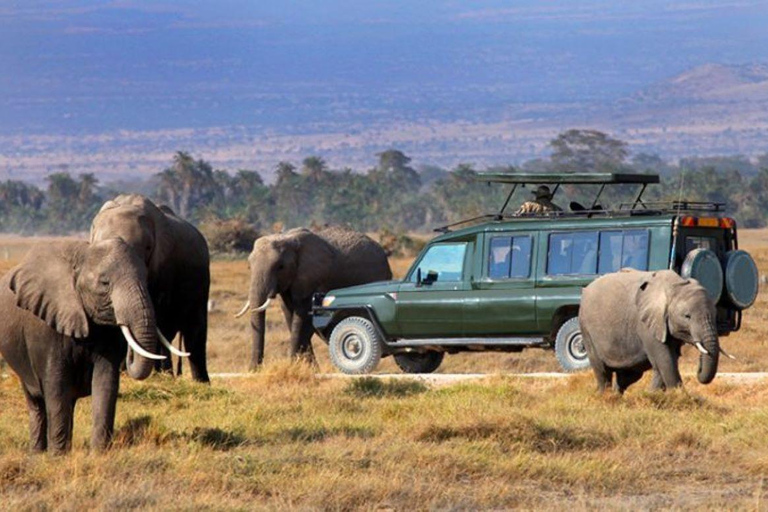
top-left (0, 239), bottom-right (175, 453)
top-left (90, 194), bottom-right (211, 383)
top-left (236, 226), bottom-right (392, 370)
top-left (579, 269), bottom-right (727, 394)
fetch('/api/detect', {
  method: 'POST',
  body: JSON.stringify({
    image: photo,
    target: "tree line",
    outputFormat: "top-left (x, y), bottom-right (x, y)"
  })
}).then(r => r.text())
top-left (3, 129), bottom-right (768, 236)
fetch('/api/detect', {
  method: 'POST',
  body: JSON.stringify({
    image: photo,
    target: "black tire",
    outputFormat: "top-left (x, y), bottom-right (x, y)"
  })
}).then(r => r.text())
top-left (554, 317), bottom-right (590, 372)
top-left (394, 351), bottom-right (444, 374)
top-left (328, 316), bottom-right (382, 374)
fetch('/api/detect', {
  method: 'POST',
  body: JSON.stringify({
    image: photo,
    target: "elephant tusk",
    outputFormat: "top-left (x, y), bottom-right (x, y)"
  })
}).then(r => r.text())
top-left (234, 300), bottom-right (251, 318)
top-left (719, 347), bottom-right (737, 360)
top-left (157, 328), bottom-right (190, 357)
top-left (120, 325), bottom-right (167, 360)
top-left (252, 298), bottom-right (272, 312)
top-left (695, 342), bottom-right (709, 355)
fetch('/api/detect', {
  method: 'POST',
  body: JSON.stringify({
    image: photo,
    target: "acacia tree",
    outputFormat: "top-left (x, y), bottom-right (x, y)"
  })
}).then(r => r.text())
top-left (550, 129), bottom-right (629, 173)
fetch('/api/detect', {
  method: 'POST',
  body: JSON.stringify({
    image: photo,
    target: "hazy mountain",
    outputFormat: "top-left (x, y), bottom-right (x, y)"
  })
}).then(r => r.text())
top-left (2, 2), bottom-right (768, 182)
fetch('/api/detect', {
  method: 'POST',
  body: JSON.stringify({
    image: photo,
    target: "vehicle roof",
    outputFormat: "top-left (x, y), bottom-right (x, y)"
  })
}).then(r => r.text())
top-left (476, 172), bottom-right (660, 185)
top-left (430, 214), bottom-right (676, 243)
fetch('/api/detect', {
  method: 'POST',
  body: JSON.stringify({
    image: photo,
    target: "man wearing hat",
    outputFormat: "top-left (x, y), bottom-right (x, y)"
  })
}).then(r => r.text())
top-left (514, 185), bottom-right (562, 215)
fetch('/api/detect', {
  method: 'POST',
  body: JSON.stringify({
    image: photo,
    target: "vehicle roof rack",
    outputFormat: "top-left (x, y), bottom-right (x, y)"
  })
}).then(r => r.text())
top-left (476, 172), bottom-right (660, 185)
top-left (432, 171), bottom-right (727, 234)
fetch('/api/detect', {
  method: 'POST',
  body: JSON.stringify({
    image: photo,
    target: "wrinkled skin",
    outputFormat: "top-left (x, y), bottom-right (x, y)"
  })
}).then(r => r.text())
top-left (0, 240), bottom-right (159, 453)
top-left (91, 194), bottom-right (211, 382)
top-left (246, 226), bottom-right (392, 370)
top-left (579, 269), bottom-right (720, 393)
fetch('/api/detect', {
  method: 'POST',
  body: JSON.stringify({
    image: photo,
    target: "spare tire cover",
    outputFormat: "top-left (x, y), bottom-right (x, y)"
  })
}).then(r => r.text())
top-left (680, 248), bottom-right (723, 303)
top-left (723, 250), bottom-right (759, 309)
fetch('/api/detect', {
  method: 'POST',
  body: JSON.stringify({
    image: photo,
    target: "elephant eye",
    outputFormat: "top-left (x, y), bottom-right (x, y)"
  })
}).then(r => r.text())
top-left (99, 277), bottom-right (110, 287)
top-left (684, 313), bottom-right (692, 319)
top-left (277, 263), bottom-right (285, 270)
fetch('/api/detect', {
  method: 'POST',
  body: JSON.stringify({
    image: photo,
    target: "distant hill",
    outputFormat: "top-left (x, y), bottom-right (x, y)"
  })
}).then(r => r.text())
top-left (2, 62), bottom-right (768, 184)
top-left (632, 63), bottom-right (768, 103)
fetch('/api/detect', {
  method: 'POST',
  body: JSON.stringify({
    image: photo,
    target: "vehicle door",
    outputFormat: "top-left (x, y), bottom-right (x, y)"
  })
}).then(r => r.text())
top-left (535, 230), bottom-right (600, 331)
top-left (464, 232), bottom-right (538, 335)
top-left (395, 241), bottom-right (470, 338)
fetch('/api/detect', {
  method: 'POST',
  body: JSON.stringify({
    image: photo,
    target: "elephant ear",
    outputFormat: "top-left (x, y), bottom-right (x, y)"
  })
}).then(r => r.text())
top-left (8, 243), bottom-right (89, 338)
top-left (636, 276), bottom-right (668, 343)
top-left (293, 231), bottom-right (336, 295)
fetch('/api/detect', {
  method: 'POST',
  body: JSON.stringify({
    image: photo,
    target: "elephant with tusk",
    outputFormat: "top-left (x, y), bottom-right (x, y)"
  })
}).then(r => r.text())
top-left (579, 269), bottom-right (723, 394)
top-left (90, 194), bottom-right (210, 382)
top-left (0, 240), bottom-right (179, 453)
top-left (236, 226), bottom-right (392, 370)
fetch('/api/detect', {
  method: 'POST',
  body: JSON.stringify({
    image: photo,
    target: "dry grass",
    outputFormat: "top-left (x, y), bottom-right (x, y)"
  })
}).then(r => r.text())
top-left (2, 231), bottom-right (768, 509)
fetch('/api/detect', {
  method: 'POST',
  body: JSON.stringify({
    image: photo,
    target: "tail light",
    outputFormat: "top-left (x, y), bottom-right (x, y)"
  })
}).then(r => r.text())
top-left (679, 216), bottom-right (735, 229)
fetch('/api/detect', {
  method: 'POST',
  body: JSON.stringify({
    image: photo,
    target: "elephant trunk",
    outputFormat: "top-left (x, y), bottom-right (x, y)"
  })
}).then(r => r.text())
top-left (696, 334), bottom-right (720, 385)
top-left (248, 278), bottom-right (276, 371)
top-left (250, 310), bottom-right (266, 370)
top-left (113, 281), bottom-right (161, 381)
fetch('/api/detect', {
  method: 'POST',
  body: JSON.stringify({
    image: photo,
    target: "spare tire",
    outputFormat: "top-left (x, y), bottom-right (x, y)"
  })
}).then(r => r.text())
top-left (681, 248), bottom-right (723, 303)
top-left (723, 250), bottom-right (759, 309)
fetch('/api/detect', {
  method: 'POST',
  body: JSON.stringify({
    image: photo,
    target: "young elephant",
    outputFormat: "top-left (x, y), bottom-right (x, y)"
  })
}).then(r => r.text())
top-left (0, 240), bottom-right (170, 453)
top-left (235, 226), bottom-right (392, 370)
top-left (579, 269), bottom-right (723, 393)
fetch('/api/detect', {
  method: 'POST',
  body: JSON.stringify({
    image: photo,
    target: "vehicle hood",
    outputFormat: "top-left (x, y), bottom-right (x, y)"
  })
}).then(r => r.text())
top-left (328, 280), bottom-right (401, 297)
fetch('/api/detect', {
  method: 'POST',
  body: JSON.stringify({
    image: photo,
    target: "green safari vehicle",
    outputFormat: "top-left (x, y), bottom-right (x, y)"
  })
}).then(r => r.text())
top-left (312, 172), bottom-right (759, 374)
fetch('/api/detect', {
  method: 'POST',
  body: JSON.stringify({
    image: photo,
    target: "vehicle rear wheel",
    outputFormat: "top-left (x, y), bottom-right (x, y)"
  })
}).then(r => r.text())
top-left (394, 351), bottom-right (444, 374)
top-left (328, 316), bottom-right (382, 374)
top-left (554, 317), bottom-right (590, 372)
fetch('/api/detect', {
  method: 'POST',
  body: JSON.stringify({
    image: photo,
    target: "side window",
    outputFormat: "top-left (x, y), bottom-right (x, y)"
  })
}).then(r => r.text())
top-left (621, 230), bottom-right (649, 270)
top-left (598, 231), bottom-right (623, 274)
top-left (510, 237), bottom-right (532, 278)
top-left (488, 236), bottom-right (532, 279)
top-left (411, 243), bottom-right (467, 282)
top-left (548, 232), bottom-right (598, 275)
top-left (598, 230), bottom-right (649, 273)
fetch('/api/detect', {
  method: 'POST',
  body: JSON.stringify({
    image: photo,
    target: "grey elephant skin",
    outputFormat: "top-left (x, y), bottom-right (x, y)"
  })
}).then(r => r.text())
top-left (91, 194), bottom-right (211, 382)
top-left (579, 269), bottom-right (720, 393)
top-left (0, 240), bottom-right (160, 453)
top-left (244, 226), bottom-right (392, 369)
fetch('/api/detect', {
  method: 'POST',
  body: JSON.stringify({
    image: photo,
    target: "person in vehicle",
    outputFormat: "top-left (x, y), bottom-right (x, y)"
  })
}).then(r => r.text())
top-left (515, 185), bottom-right (562, 215)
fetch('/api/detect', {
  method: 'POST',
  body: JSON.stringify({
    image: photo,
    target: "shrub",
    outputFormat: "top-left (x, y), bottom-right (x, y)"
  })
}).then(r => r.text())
top-left (199, 217), bottom-right (260, 254)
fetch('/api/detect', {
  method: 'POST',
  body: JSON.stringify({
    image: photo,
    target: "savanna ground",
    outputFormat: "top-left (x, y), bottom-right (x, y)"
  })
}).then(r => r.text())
top-left (2, 232), bottom-right (768, 509)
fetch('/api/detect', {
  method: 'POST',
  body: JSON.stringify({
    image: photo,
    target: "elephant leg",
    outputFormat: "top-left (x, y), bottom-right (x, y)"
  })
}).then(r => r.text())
top-left (650, 369), bottom-right (666, 391)
top-left (23, 388), bottom-right (47, 452)
top-left (590, 362), bottom-right (612, 393)
top-left (280, 298), bottom-right (294, 330)
top-left (290, 306), bottom-right (316, 365)
top-left (90, 353), bottom-right (121, 451)
top-left (44, 386), bottom-right (75, 454)
top-left (649, 349), bottom-right (683, 390)
top-left (181, 307), bottom-right (209, 383)
top-left (614, 369), bottom-right (644, 394)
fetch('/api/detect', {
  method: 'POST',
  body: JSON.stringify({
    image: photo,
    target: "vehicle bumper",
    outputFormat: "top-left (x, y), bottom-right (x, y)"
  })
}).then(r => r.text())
top-left (311, 307), bottom-right (334, 340)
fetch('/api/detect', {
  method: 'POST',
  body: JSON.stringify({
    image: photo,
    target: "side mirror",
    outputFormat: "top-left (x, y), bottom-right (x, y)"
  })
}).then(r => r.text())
top-left (423, 270), bottom-right (438, 285)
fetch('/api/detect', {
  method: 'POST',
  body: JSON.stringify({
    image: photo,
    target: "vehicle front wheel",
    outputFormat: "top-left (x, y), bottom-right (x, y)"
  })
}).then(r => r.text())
top-left (328, 316), bottom-right (383, 374)
top-left (394, 351), bottom-right (444, 374)
top-left (554, 317), bottom-right (590, 372)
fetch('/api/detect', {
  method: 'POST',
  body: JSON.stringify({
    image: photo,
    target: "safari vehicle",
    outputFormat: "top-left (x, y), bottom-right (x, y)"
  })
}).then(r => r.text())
top-left (312, 172), bottom-right (759, 374)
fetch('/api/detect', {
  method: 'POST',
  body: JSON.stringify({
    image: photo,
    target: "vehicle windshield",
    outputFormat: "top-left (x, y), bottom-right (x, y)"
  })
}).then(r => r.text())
top-left (409, 243), bottom-right (467, 282)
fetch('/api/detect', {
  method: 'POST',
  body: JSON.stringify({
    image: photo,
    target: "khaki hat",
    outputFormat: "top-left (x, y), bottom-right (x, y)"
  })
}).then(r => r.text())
top-left (532, 185), bottom-right (553, 200)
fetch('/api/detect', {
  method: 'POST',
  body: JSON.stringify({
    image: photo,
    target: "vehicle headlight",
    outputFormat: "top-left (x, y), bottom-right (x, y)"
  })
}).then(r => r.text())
top-left (322, 295), bottom-right (336, 307)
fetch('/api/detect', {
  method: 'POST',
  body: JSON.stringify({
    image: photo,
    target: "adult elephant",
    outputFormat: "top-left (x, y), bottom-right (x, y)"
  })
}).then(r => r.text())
top-left (579, 269), bottom-right (728, 394)
top-left (236, 226), bottom-right (392, 370)
top-left (90, 194), bottom-right (211, 383)
top-left (0, 240), bottom-right (175, 453)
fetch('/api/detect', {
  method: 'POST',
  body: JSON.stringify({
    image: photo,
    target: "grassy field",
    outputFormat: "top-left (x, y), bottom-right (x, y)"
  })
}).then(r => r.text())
top-left (2, 232), bottom-right (768, 509)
